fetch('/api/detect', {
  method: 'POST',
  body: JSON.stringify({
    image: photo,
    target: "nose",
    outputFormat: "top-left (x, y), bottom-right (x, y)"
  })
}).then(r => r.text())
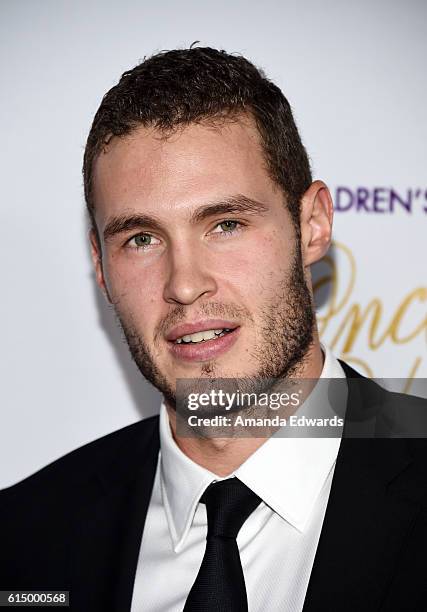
top-left (163, 243), bottom-right (218, 305)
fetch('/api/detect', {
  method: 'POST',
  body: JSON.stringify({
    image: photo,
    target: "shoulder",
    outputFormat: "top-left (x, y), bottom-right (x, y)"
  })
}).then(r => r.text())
top-left (0, 414), bottom-right (160, 502)
top-left (0, 415), bottom-right (160, 587)
top-left (339, 359), bottom-right (427, 439)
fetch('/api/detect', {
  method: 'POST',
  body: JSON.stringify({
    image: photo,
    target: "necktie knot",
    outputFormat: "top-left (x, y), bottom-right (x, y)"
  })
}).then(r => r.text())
top-left (200, 478), bottom-right (261, 539)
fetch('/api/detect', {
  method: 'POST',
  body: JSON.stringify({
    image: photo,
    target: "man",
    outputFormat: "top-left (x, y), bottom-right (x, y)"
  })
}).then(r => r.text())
top-left (1, 47), bottom-right (427, 612)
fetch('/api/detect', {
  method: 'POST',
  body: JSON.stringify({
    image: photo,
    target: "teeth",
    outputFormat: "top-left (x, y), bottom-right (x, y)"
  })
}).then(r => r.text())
top-left (175, 328), bottom-right (231, 344)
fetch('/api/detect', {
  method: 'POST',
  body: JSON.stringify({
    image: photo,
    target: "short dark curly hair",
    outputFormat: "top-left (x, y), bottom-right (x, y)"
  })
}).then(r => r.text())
top-left (83, 46), bottom-right (312, 238)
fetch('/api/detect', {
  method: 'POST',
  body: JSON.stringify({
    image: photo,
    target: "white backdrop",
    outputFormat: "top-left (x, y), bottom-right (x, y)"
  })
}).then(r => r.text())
top-left (1, 0), bottom-right (426, 488)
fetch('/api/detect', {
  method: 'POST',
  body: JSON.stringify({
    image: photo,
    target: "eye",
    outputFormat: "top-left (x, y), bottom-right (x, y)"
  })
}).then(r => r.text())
top-left (210, 220), bottom-right (243, 235)
top-left (126, 233), bottom-right (161, 250)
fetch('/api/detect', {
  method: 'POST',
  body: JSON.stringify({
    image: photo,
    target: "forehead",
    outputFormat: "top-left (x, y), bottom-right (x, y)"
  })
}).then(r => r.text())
top-left (92, 115), bottom-right (280, 226)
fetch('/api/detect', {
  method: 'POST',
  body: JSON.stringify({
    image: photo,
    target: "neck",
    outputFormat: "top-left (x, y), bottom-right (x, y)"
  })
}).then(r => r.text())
top-left (166, 340), bottom-right (324, 477)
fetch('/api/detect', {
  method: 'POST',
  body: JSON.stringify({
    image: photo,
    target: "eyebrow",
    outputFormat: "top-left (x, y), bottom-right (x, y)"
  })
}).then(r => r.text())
top-left (103, 194), bottom-right (270, 242)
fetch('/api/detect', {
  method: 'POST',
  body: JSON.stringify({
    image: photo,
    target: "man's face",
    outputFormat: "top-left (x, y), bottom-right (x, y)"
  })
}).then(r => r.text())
top-left (91, 115), bottom-right (315, 406)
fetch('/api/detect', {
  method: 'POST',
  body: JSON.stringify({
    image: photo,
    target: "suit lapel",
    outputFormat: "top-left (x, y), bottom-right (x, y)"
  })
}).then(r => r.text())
top-left (69, 417), bottom-right (160, 612)
top-left (303, 364), bottom-right (418, 611)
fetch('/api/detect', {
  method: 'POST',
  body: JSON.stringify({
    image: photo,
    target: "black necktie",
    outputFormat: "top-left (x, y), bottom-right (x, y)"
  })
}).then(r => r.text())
top-left (183, 478), bottom-right (262, 612)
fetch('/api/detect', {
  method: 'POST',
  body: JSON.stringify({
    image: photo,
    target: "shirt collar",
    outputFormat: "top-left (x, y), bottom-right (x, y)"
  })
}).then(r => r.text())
top-left (159, 404), bottom-right (217, 552)
top-left (160, 345), bottom-right (346, 551)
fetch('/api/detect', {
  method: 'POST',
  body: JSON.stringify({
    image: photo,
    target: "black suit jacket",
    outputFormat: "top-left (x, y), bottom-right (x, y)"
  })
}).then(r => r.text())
top-left (1, 361), bottom-right (427, 611)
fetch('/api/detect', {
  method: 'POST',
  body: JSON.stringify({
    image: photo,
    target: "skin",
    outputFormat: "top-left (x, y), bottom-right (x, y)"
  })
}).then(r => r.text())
top-left (90, 113), bottom-right (333, 476)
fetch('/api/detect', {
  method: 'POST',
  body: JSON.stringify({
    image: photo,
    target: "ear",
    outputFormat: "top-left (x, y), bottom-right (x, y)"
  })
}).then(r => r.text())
top-left (89, 229), bottom-right (113, 303)
top-left (299, 180), bottom-right (334, 267)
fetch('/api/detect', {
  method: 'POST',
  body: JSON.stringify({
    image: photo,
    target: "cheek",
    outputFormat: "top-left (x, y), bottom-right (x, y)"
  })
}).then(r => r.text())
top-left (217, 233), bottom-right (290, 295)
top-left (103, 254), bottom-right (163, 312)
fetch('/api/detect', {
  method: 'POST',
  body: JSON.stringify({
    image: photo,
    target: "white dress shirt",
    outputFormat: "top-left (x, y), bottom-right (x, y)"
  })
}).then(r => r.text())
top-left (131, 346), bottom-right (346, 612)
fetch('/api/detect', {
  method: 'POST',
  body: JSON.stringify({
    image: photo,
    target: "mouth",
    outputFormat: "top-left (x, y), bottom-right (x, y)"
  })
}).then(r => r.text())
top-left (174, 327), bottom-right (233, 344)
top-left (166, 321), bottom-right (240, 363)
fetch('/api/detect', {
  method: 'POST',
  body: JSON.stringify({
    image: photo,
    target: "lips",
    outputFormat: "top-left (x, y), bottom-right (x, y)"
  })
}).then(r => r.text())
top-left (165, 320), bottom-right (241, 363)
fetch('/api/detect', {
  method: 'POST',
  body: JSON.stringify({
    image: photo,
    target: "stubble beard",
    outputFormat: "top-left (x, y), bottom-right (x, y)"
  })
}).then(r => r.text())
top-left (113, 245), bottom-right (315, 410)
